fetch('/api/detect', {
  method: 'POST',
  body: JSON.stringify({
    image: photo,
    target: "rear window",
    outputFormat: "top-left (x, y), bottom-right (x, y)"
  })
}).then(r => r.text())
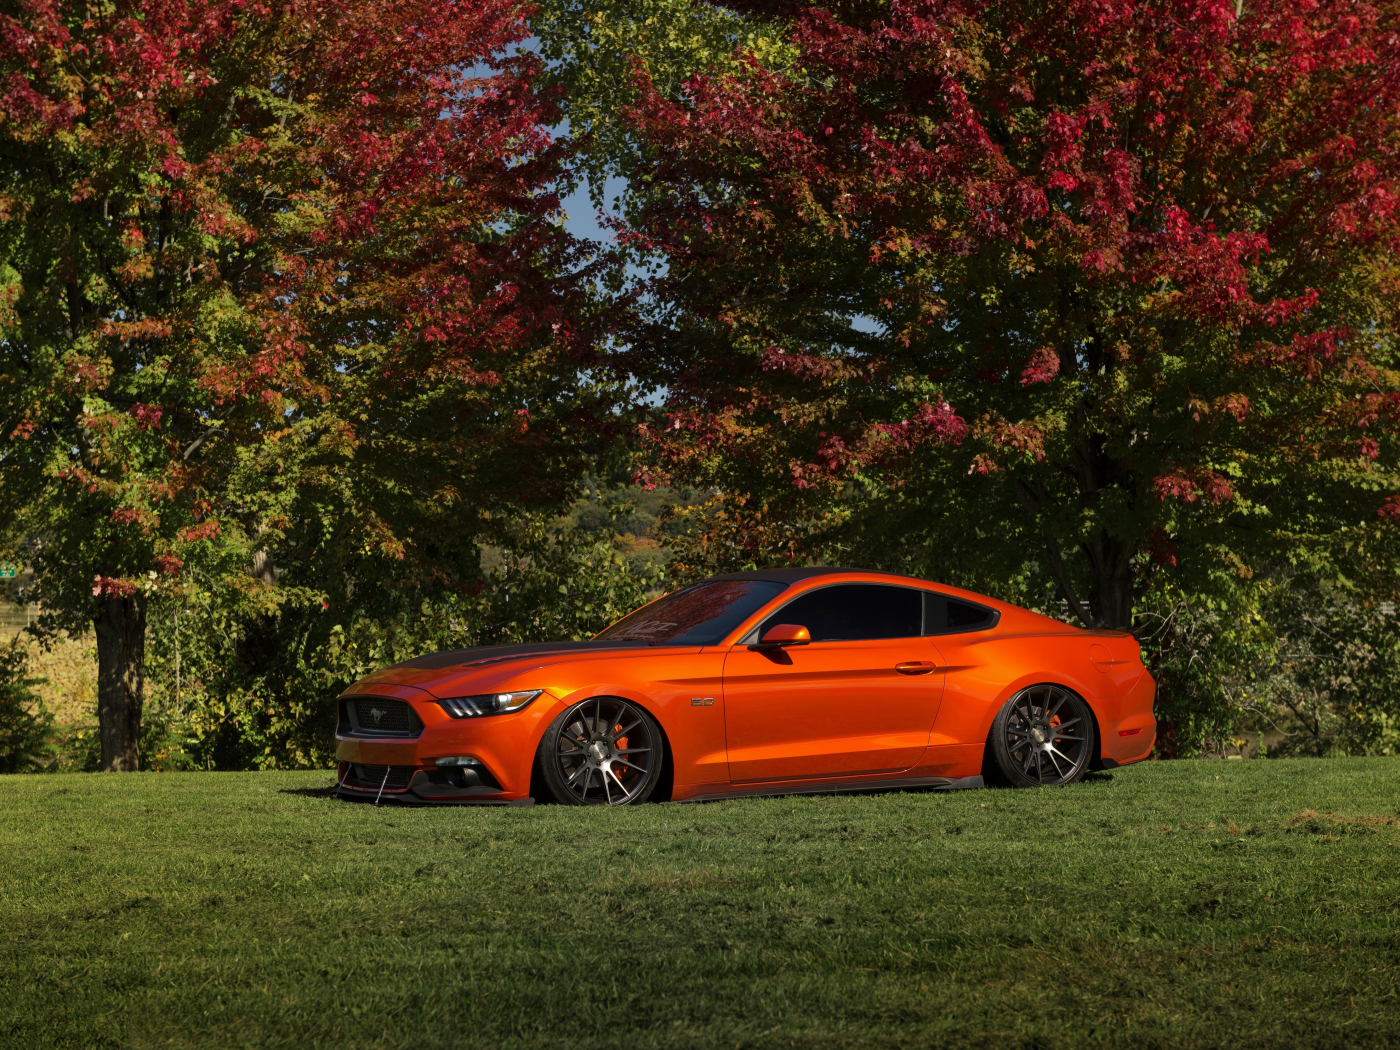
top-left (923, 592), bottom-right (1000, 635)
top-left (595, 580), bottom-right (787, 646)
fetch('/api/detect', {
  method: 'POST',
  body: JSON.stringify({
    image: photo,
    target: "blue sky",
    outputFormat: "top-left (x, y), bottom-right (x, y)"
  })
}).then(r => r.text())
top-left (558, 172), bottom-right (629, 249)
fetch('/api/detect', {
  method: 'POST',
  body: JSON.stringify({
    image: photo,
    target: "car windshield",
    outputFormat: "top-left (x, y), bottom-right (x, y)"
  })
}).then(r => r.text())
top-left (595, 580), bottom-right (787, 646)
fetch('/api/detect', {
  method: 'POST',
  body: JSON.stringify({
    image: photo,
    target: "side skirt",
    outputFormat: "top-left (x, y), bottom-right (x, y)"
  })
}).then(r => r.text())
top-left (677, 774), bottom-right (984, 804)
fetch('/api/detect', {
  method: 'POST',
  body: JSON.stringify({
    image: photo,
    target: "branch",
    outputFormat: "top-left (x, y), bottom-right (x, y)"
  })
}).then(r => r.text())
top-left (182, 424), bottom-right (229, 461)
top-left (1010, 475), bottom-right (1097, 627)
top-left (1042, 532), bottom-right (1098, 628)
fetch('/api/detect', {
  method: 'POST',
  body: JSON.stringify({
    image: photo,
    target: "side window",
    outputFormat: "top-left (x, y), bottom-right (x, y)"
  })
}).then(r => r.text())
top-left (759, 584), bottom-right (923, 642)
top-left (923, 592), bottom-right (1000, 635)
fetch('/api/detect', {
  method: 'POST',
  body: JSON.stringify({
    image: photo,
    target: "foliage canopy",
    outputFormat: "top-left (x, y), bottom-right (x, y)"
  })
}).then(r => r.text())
top-left (609, 0), bottom-right (1400, 632)
top-left (0, 0), bottom-right (628, 767)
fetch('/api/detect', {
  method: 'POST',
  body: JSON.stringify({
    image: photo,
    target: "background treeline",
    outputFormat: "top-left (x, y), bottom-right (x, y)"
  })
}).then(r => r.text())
top-left (2, 0), bottom-right (1398, 772)
top-left (5, 486), bottom-right (1398, 771)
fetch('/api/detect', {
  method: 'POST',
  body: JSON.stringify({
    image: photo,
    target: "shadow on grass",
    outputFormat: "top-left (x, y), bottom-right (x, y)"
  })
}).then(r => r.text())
top-left (281, 773), bottom-right (1118, 807)
top-left (279, 785), bottom-right (340, 799)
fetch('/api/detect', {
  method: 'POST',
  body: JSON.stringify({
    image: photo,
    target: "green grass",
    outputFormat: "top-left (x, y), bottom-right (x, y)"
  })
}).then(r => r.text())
top-left (3, 759), bottom-right (1399, 1050)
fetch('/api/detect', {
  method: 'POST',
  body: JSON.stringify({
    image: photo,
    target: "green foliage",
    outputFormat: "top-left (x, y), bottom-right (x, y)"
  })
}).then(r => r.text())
top-left (467, 517), bottom-right (665, 645)
top-left (655, 491), bottom-right (818, 583)
top-left (0, 0), bottom-right (1392, 774)
top-left (0, 0), bottom-right (619, 632)
top-left (0, 639), bottom-right (54, 773)
top-left (1134, 573), bottom-right (1400, 759)
top-left (532, 0), bottom-right (795, 193)
top-left (1135, 584), bottom-right (1276, 759)
top-left (556, 480), bottom-right (705, 577)
top-left (0, 0), bottom-right (632, 768)
top-left (127, 518), bottom-right (662, 771)
top-left (7, 761), bottom-right (1400, 1048)
top-left (1249, 581), bottom-right (1400, 757)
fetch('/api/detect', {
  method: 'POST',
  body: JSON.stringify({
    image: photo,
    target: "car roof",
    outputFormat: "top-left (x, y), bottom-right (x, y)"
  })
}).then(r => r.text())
top-left (703, 567), bottom-right (1029, 620)
top-left (707, 567), bottom-right (926, 585)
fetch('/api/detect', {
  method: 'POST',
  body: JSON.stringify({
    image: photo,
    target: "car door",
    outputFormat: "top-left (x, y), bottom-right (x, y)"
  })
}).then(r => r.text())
top-left (721, 583), bottom-right (945, 783)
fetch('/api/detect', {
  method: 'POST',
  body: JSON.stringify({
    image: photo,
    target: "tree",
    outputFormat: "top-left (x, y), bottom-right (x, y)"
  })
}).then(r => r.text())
top-left (615, 0), bottom-right (1400, 629)
top-left (531, 0), bottom-right (792, 190)
top-left (0, 0), bottom-right (624, 770)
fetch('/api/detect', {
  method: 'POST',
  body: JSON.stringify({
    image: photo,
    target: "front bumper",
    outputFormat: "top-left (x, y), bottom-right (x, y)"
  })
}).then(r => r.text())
top-left (334, 685), bottom-right (554, 803)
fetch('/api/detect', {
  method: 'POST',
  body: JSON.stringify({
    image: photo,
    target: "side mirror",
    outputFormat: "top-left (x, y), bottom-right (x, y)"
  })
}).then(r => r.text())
top-left (758, 623), bottom-right (811, 647)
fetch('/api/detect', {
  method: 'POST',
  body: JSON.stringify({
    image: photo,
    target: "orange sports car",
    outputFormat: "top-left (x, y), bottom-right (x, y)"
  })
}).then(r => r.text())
top-left (334, 568), bottom-right (1156, 805)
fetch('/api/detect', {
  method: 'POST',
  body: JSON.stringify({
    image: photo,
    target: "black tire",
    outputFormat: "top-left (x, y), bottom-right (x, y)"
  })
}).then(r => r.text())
top-left (989, 684), bottom-right (1094, 788)
top-left (536, 696), bottom-right (664, 805)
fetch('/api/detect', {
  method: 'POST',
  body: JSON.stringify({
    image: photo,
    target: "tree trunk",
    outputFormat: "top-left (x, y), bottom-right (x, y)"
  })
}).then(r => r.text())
top-left (1084, 532), bottom-right (1136, 630)
top-left (251, 549), bottom-right (275, 586)
top-left (95, 593), bottom-right (146, 772)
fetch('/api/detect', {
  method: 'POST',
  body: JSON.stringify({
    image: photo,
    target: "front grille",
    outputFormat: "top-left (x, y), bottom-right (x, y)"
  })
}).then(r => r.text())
top-left (352, 764), bottom-right (415, 789)
top-left (340, 697), bottom-right (424, 738)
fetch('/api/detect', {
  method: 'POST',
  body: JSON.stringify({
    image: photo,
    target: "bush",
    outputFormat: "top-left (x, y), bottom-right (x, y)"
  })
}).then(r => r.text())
top-left (1250, 581), bottom-right (1400, 757)
top-left (131, 519), bottom-right (664, 772)
top-left (1137, 575), bottom-right (1400, 758)
top-left (0, 638), bottom-right (55, 772)
top-left (1134, 586), bottom-right (1273, 758)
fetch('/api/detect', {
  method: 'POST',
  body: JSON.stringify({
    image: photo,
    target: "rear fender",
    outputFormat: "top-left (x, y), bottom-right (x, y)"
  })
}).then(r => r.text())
top-left (949, 670), bottom-right (1103, 750)
top-left (1086, 631), bottom-right (1146, 697)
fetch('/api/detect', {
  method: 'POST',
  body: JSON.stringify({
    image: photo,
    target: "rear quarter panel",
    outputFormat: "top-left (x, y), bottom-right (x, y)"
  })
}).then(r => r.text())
top-left (1083, 631), bottom-right (1155, 762)
top-left (926, 625), bottom-right (1152, 775)
top-left (1101, 664), bottom-right (1157, 764)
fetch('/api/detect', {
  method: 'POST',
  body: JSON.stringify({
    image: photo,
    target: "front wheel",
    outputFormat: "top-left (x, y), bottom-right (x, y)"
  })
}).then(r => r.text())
top-left (989, 684), bottom-right (1094, 788)
top-left (537, 696), bottom-right (664, 805)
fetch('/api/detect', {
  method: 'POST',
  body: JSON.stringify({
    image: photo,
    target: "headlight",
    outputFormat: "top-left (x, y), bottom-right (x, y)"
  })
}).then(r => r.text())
top-left (436, 690), bottom-right (543, 718)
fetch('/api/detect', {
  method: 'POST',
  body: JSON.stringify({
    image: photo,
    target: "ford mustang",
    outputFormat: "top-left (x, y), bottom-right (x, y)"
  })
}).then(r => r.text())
top-left (334, 568), bottom-right (1156, 804)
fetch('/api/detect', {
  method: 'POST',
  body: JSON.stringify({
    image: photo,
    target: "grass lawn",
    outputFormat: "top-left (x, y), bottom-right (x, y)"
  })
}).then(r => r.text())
top-left (3, 759), bottom-right (1399, 1049)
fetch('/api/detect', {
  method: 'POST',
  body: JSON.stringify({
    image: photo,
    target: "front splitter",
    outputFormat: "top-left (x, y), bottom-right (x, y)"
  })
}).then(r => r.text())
top-left (334, 785), bottom-right (536, 807)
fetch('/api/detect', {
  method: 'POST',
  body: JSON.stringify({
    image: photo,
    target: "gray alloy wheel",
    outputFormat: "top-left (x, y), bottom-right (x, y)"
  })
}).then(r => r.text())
top-left (537, 696), bottom-right (663, 805)
top-left (989, 684), bottom-right (1094, 788)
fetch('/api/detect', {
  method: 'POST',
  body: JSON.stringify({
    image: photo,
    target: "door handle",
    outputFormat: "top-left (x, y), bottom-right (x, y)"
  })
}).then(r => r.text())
top-left (896, 661), bottom-right (937, 675)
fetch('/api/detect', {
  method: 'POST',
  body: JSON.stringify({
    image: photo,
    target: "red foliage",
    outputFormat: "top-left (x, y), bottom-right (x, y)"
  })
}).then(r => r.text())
top-left (178, 521), bottom-right (221, 543)
top-left (1, 0), bottom-right (613, 611)
top-left (868, 400), bottom-right (969, 451)
top-left (153, 553), bottom-right (184, 575)
top-left (1154, 469), bottom-right (1235, 505)
top-left (1019, 348), bottom-right (1061, 387)
top-left (131, 404), bottom-right (163, 430)
top-left (1147, 528), bottom-right (1179, 569)
top-left (91, 575), bottom-right (137, 599)
top-left (617, 0), bottom-right (1400, 603)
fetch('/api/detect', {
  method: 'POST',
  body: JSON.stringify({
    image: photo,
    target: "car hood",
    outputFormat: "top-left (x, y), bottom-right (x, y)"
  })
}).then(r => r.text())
top-left (344, 639), bottom-right (661, 698)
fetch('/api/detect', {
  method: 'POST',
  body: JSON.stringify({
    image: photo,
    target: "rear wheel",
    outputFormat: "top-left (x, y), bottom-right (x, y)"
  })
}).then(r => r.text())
top-left (537, 696), bottom-right (664, 805)
top-left (989, 684), bottom-right (1094, 788)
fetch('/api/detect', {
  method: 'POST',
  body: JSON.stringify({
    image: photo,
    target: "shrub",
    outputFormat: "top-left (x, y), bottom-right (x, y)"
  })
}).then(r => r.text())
top-left (0, 639), bottom-right (55, 772)
top-left (131, 519), bottom-right (663, 772)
